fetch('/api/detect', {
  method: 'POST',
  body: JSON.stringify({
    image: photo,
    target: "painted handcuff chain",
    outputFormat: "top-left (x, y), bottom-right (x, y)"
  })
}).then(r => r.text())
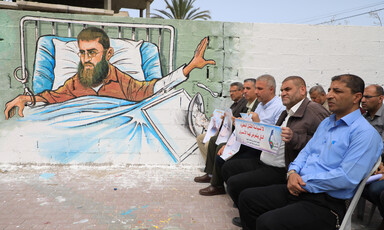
top-left (13, 66), bottom-right (35, 106)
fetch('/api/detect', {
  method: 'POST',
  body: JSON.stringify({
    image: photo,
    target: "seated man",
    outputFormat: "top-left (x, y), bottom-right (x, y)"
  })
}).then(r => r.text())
top-left (238, 74), bottom-right (383, 230)
top-left (196, 82), bottom-right (247, 161)
top-left (5, 27), bottom-right (215, 119)
top-left (361, 84), bottom-right (384, 229)
top-left (197, 75), bottom-right (285, 196)
top-left (222, 76), bottom-right (330, 227)
top-left (309, 85), bottom-right (329, 111)
top-left (194, 78), bottom-right (258, 185)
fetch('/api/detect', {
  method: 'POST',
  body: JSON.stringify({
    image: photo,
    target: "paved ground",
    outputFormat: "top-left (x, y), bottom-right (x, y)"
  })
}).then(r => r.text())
top-left (0, 165), bottom-right (382, 230)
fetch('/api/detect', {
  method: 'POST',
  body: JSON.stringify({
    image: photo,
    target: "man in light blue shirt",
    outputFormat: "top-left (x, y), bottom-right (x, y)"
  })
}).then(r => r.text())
top-left (238, 74), bottom-right (383, 230)
top-left (252, 74), bottom-right (286, 125)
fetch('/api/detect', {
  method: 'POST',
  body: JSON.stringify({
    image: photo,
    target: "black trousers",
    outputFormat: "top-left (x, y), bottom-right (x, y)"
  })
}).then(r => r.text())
top-left (211, 144), bottom-right (261, 187)
top-left (238, 184), bottom-right (346, 230)
top-left (222, 158), bottom-right (286, 206)
top-left (203, 135), bottom-right (225, 175)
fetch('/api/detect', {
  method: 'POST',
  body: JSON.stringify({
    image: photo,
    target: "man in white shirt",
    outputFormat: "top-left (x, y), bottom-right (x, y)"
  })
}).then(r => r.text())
top-left (198, 75), bottom-right (285, 196)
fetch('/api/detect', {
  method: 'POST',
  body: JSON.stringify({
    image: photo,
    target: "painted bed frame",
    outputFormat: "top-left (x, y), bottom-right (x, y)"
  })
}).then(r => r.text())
top-left (12, 16), bottom-right (202, 163)
top-left (14, 16), bottom-right (175, 98)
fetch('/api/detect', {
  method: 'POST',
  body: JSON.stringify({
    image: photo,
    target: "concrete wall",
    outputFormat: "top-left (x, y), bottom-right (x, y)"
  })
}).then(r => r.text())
top-left (0, 9), bottom-right (383, 165)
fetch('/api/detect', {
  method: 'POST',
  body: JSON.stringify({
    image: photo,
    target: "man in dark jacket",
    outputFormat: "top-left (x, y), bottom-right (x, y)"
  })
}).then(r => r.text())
top-left (194, 78), bottom-right (259, 188)
top-left (196, 82), bottom-right (247, 160)
top-left (222, 76), bottom-right (330, 227)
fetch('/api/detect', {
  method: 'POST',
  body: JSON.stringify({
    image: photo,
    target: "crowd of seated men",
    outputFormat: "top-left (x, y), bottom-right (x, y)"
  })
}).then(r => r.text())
top-left (195, 74), bottom-right (384, 230)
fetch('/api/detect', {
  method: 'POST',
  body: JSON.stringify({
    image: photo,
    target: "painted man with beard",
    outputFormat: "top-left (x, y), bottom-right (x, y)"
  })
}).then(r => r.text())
top-left (4, 27), bottom-right (215, 119)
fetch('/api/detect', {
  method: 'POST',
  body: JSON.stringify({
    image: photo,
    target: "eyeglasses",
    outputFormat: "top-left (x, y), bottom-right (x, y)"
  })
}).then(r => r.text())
top-left (362, 95), bottom-right (381, 99)
top-left (77, 50), bottom-right (101, 59)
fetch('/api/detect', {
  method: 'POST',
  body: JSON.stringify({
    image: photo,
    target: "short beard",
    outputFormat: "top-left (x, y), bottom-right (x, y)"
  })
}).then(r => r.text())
top-left (78, 56), bottom-right (109, 88)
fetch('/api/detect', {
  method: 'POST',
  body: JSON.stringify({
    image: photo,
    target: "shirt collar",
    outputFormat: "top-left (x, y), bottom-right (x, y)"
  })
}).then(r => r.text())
top-left (233, 97), bottom-right (244, 104)
top-left (246, 98), bottom-right (258, 110)
top-left (366, 104), bottom-right (384, 118)
top-left (262, 95), bottom-right (278, 108)
top-left (287, 98), bottom-right (305, 116)
top-left (330, 108), bottom-right (362, 126)
top-left (376, 104), bottom-right (384, 117)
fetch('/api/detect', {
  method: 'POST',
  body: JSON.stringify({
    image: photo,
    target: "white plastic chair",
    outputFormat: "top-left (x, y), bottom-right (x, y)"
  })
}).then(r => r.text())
top-left (339, 156), bottom-right (382, 230)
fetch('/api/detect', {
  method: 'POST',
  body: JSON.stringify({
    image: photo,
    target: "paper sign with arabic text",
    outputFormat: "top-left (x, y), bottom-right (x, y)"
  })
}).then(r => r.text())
top-left (215, 109), bottom-right (233, 145)
top-left (235, 119), bottom-right (282, 154)
top-left (203, 109), bottom-right (225, 143)
top-left (220, 112), bottom-right (254, 161)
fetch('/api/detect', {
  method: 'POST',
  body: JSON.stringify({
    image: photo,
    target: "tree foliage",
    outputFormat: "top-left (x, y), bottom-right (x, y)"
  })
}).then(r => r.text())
top-left (151, 0), bottom-right (211, 20)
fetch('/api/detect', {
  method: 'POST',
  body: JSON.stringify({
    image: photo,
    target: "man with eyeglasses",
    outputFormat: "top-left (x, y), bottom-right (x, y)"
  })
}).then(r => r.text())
top-left (196, 82), bottom-right (248, 161)
top-left (4, 27), bottom-right (215, 119)
top-left (362, 85), bottom-right (384, 131)
top-left (361, 84), bottom-right (384, 229)
top-left (194, 78), bottom-right (259, 191)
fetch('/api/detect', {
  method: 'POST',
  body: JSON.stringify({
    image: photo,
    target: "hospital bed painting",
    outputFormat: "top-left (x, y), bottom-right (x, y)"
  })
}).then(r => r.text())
top-left (4, 16), bottom-right (211, 164)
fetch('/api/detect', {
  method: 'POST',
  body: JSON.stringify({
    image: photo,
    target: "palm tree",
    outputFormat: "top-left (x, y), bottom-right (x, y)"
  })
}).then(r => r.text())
top-left (151, 0), bottom-right (211, 20)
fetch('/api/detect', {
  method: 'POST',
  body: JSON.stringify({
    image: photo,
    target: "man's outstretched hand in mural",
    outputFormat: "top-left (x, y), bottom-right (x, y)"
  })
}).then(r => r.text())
top-left (183, 37), bottom-right (216, 76)
top-left (4, 28), bottom-right (215, 120)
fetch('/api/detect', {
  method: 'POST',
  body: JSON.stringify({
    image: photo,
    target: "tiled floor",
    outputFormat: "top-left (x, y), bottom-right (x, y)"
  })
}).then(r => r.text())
top-left (0, 165), bottom-right (382, 230)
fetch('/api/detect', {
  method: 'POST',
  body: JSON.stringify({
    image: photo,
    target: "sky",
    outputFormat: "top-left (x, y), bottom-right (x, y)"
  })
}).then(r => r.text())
top-left (124, 0), bottom-right (384, 26)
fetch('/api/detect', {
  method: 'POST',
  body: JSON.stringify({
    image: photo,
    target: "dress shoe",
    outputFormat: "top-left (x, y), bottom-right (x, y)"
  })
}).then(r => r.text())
top-left (194, 173), bottom-right (211, 183)
top-left (232, 217), bottom-right (242, 227)
top-left (199, 185), bottom-right (225, 196)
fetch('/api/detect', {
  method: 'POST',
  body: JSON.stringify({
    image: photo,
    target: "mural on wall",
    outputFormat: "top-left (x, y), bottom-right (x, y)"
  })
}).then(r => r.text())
top-left (1, 16), bottom-right (217, 164)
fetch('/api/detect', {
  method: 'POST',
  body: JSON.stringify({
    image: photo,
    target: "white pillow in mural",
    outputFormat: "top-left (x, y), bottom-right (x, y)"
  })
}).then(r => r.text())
top-left (52, 39), bottom-right (79, 90)
top-left (52, 38), bottom-right (145, 90)
top-left (109, 39), bottom-right (144, 80)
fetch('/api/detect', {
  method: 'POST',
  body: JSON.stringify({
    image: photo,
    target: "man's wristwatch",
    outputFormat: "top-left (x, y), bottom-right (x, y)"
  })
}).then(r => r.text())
top-left (286, 170), bottom-right (296, 180)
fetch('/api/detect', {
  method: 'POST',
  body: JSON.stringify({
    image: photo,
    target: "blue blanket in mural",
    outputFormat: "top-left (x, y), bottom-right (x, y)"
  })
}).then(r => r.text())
top-left (11, 95), bottom-right (177, 163)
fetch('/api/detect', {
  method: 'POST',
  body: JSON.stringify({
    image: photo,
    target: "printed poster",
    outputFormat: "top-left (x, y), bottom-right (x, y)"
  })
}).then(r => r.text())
top-left (235, 119), bottom-right (282, 154)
